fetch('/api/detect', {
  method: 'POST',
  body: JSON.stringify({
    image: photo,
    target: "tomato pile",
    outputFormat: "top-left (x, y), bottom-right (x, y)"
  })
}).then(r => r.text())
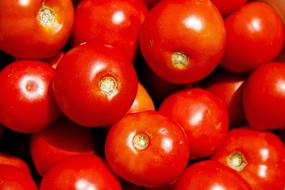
top-left (0, 0), bottom-right (285, 189)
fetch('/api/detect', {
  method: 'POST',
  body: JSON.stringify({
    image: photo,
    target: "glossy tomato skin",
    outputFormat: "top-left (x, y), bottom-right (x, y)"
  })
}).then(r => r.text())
top-left (30, 118), bottom-right (95, 176)
top-left (175, 160), bottom-right (252, 190)
top-left (212, 127), bottom-right (285, 190)
top-left (53, 43), bottom-right (138, 127)
top-left (0, 0), bottom-right (74, 59)
top-left (0, 165), bottom-right (37, 190)
top-left (243, 62), bottom-right (285, 129)
top-left (0, 60), bottom-right (61, 133)
top-left (72, 0), bottom-right (148, 61)
top-left (40, 155), bottom-right (122, 190)
top-left (207, 71), bottom-right (246, 127)
top-left (0, 153), bottom-right (30, 175)
top-left (159, 88), bottom-right (229, 159)
top-left (211, 0), bottom-right (247, 17)
top-left (220, 2), bottom-right (284, 73)
top-left (105, 111), bottom-right (189, 187)
top-left (140, 0), bottom-right (225, 84)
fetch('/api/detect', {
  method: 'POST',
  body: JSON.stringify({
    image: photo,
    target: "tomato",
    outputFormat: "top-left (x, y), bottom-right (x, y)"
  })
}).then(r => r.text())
top-left (53, 43), bottom-right (138, 127)
top-left (40, 155), bottom-right (122, 190)
top-left (30, 118), bottom-right (95, 176)
top-left (159, 88), bottom-right (229, 159)
top-left (259, 0), bottom-right (285, 23)
top-left (140, 0), bottom-right (225, 84)
top-left (207, 71), bottom-right (246, 127)
top-left (0, 165), bottom-right (37, 190)
top-left (72, 0), bottom-right (148, 61)
top-left (0, 60), bottom-right (61, 133)
top-left (220, 2), bottom-right (284, 73)
top-left (175, 160), bottom-right (252, 190)
top-left (105, 111), bottom-right (189, 187)
top-left (212, 127), bottom-right (285, 190)
top-left (143, 0), bottom-right (160, 8)
top-left (0, 0), bottom-right (74, 59)
top-left (0, 153), bottom-right (30, 175)
top-left (127, 82), bottom-right (155, 114)
top-left (243, 62), bottom-right (285, 129)
top-left (211, 0), bottom-right (247, 17)
top-left (43, 51), bottom-right (65, 70)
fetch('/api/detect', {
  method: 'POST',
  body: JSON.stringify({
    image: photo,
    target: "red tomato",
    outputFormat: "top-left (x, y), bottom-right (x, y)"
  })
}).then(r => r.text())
top-left (140, 0), bottom-right (225, 84)
top-left (0, 165), bottom-right (37, 190)
top-left (259, 0), bottom-right (285, 23)
top-left (43, 51), bottom-right (65, 70)
top-left (105, 111), bottom-right (189, 187)
top-left (53, 43), bottom-right (138, 127)
top-left (175, 160), bottom-right (252, 190)
top-left (143, 0), bottom-right (160, 8)
top-left (212, 127), bottom-right (285, 190)
top-left (0, 0), bottom-right (74, 59)
top-left (127, 82), bottom-right (155, 114)
top-left (220, 2), bottom-right (285, 73)
top-left (207, 71), bottom-right (246, 126)
top-left (40, 155), bottom-right (122, 190)
top-left (159, 88), bottom-right (229, 159)
top-left (211, 0), bottom-right (247, 17)
top-left (0, 60), bottom-right (61, 133)
top-left (72, 0), bottom-right (148, 61)
top-left (0, 153), bottom-right (30, 175)
top-left (30, 118), bottom-right (95, 176)
top-left (243, 62), bottom-right (285, 129)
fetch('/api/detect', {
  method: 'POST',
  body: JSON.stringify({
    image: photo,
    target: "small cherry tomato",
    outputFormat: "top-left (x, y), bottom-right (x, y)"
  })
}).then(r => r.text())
top-left (30, 118), bottom-right (95, 176)
top-left (105, 111), bottom-right (189, 187)
top-left (72, 0), bottom-right (148, 61)
top-left (0, 165), bottom-right (37, 190)
top-left (220, 2), bottom-right (285, 73)
top-left (40, 155), bottom-right (122, 190)
top-left (211, 0), bottom-right (247, 17)
top-left (0, 60), bottom-right (61, 133)
top-left (243, 62), bottom-right (285, 129)
top-left (212, 127), bottom-right (285, 190)
top-left (159, 88), bottom-right (229, 159)
top-left (53, 43), bottom-right (138, 127)
top-left (140, 0), bottom-right (225, 84)
top-left (0, 153), bottom-right (30, 175)
top-left (0, 0), bottom-right (74, 59)
top-left (175, 160), bottom-right (252, 190)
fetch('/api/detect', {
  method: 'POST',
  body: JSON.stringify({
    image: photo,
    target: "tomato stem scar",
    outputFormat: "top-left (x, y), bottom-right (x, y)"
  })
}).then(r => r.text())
top-left (133, 133), bottom-right (149, 151)
top-left (171, 52), bottom-right (189, 70)
top-left (38, 6), bottom-right (56, 27)
top-left (226, 152), bottom-right (247, 172)
top-left (99, 76), bottom-right (118, 98)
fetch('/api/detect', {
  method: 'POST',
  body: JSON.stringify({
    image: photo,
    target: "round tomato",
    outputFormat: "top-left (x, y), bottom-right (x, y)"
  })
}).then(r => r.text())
top-left (53, 43), bottom-right (138, 127)
top-left (72, 0), bottom-right (148, 61)
top-left (212, 127), bottom-right (285, 190)
top-left (159, 88), bottom-right (229, 159)
top-left (30, 118), bottom-right (95, 176)
top-left (243, 62), bottom-right (285, 129)
top-left (0, 165), bottom-right (37, 190)
top-left (43, 51), bottom-right (65, 70)
top-left (0, 0), bottom-right (74, 59)
top-left (40, 155), bottom-right (122, 190)
top-left (211, 0), bottom-right (247, 17)
top-left (105, 111), bottom-right (189, 187)
top-left (175, 160), bottom-right (251, 190)
top-left (220, 2), bottom-right (284, 73)
top-left (0, 153), bottom-right (30, 175)
top-left (0, 60), bottom-right (61, 133)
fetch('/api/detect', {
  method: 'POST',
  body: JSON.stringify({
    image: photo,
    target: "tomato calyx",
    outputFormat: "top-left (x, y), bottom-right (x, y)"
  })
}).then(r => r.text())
top-left (132, 133), bottom-right (149, 151)
top-left (37, 5), bottom-right (57, 29)
top-left (99, 76), bottom-right (118, 99)
top-left (226, 151), bottom-right (247, 172)
top-left (171, 52), bottom-right (189, 70)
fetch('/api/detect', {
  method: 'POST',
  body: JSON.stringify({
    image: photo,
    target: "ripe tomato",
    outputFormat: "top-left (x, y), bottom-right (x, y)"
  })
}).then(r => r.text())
top-left (105, 111), bottom-right (189, 187)
top-left (0, 153), bottom-right (30, 175)
top-left (210, 0), bottom-right (247, 17)
top-left (175, 160), bottom-right (252, 190)
top-left (220, 2), bottom-right (285, 73)
top-left (259, 0), bottom-right (285, 23)
top-left (212, 127), bottom-right (285, 190)
top-left (243, 62), bottom-right (285, 129)
top-left (53, 43), bottom-right (138, 127)
top-left (143, 0), bottom-right (160, 8)
top-left (43, 51), bottom-right (65, 70)
top-left (30, 118), bottom-right (95, 176)
top-left (207, 71), bottom-right (246, 127)
top-left (0, 60), bottom-right (61, 133)
top-left (0, 0), bottom-right (74, 59)
top-left (0, 165), bottom-right (37, 190)
top-left (127, 82), bottom-right (155, 114)
top-left (159, 88), bottom-right (229, 159)
top-left (72, 0), bottom-right (148, 61)
top-left (40, 155), bottom-right (122, 190)
top-left (140, 0), bottom-right (225, 84)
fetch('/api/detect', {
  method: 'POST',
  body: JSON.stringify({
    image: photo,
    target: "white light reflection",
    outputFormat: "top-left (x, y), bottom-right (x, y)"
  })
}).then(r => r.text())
top-left (189, 108), bottom-right (205, 126)
top-left (258, 165), bottom-right (268, 178)
top-left (259, 148), bottom-right (269, 161)
top-left (112, 11), bottom-right (126, 25)
top-left (89, 61), bottom-right (107, 80)
top-left (183, 16), bottom-right (203, 32)
top-left (248, 18), bottom-right (261, 32)
top-left (212, 184), bottom-right (225, 190)
top-left (75, 179), bottom-right (97, 190)
top-left (19, 0), bottom-right (30, 6)
top-left (19, 76), bottom-right (45, 100)
top-left (161, 137), bottom-right (173, 153)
